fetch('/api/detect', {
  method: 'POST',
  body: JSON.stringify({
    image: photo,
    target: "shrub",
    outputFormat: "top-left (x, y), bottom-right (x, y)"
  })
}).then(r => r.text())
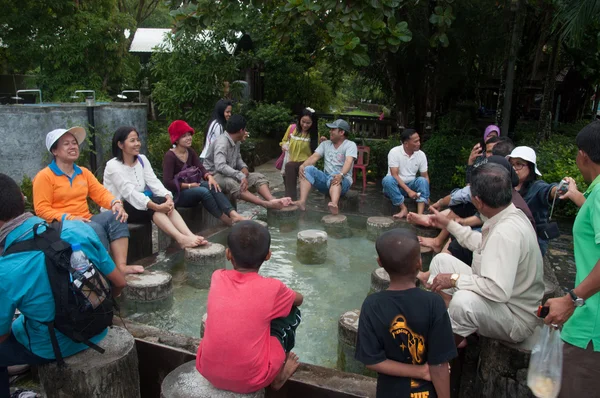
top-left (423, 133), bottom-right (473, 192)
top-left (245, 102), bottom-right (293, 139)
top-left (20, 175), bottom-right (34, 213)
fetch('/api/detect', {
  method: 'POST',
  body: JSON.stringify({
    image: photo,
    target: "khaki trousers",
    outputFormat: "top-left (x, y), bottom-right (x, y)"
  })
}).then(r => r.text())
top-left (213, 172), bottom-right (269, 199)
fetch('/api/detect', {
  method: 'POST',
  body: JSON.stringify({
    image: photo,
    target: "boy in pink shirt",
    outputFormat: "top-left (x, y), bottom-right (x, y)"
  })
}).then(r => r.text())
top-left (196, 221), bottom-right (303, 393)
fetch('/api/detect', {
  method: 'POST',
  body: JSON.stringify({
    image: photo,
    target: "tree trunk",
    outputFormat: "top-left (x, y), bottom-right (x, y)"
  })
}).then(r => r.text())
top-left (501, 0), bottom-right (527, 136)
top-left (538, 34), bottom-right (561, 141)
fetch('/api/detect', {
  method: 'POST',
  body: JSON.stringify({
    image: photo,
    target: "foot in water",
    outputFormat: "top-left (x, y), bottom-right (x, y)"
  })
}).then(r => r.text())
top-left (327, 202), bottom-right (339, 215)
top-left (406, 212), bottom-right (432, 227)
top-left (271, 352), bottom-right (300, 391)
top-left (418, 236), bottom-right (444, 253)
top-left (293, 200), bottom-right (306, 211)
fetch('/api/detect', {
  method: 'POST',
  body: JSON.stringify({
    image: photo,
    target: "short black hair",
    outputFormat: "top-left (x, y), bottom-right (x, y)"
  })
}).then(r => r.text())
top-left (376, 228), bottom-right (421, 277)
top-left (491, 136), bottom-right (515, 157)
top-left (226, 114), bottom-right (247, 134)
top-left (227, 220), bottom-right (271, 269)
top-left (401, 128), bottom-right (418, 143)
top-left (0, 174), bottom-right (25, 221)
top-left (576, 120), bottom-right (600, 164)
top-left (471, 163), bottom-right (513, 208)
top-left (112, 126), bottom-right (139, 162)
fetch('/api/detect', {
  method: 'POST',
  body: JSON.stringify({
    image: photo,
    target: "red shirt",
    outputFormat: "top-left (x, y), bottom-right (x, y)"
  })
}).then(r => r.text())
top-left (196, 270), bottom-right (296, 393)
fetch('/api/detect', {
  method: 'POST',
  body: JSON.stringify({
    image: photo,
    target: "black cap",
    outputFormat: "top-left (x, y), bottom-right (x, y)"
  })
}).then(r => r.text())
top-left (486, 155), bottom-right (519, 187)
top-left (226, 114), bottom-right (247, 134)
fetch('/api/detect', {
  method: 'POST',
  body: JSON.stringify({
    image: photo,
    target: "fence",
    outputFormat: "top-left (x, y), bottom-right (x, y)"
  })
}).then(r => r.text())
top-left (317, 113), bottom-right (399, 139)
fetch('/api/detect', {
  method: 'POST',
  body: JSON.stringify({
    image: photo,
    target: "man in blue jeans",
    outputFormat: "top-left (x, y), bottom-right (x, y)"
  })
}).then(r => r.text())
top-left (0, 173), bottom-right (126, 398)
top-left (294, 119), bottom-right (358, 215)
top-left (382, 129), bottom-right (430, 218)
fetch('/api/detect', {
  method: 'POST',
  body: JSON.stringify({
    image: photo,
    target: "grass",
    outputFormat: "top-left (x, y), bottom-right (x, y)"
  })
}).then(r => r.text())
top-left (342, 110), bottom-right (380, 117)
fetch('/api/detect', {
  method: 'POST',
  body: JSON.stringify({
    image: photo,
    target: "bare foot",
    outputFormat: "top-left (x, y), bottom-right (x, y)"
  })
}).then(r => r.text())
top-left (271, 352), bottom-right (300, 391)
top-left (178, 235), bottom-right (207, 249)
top-left (392, 206), bottom-right (408, 219)
top-left (124, 265), bottom-right (144, 274)
top-left (406, 212), bottom-right (432, 227)
top-left (327, 202), bottom-right (339, 215)
top-left (418, 236), bottom-right (443, 253)
top-left (416, 271), bottom-right (430, 286)
top-left (230, 211), bottom-right (250, 223)
top-left (293, 201), bottom-right (306, 211)
top-left (266, 198), bottom-right (292, 210)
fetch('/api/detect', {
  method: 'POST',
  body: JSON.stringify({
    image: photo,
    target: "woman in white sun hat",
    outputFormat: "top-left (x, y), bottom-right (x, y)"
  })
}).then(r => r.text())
top-left (507, 146), bottom-right (578, 256)
top-left (32, 126), bottom-right (143, 275)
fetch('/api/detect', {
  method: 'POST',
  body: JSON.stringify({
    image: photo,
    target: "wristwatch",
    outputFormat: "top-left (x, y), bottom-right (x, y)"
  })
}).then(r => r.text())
top-left (450, 273), bottom-right (460, 288)
top-left (567, 289), bottom-right (585, 307)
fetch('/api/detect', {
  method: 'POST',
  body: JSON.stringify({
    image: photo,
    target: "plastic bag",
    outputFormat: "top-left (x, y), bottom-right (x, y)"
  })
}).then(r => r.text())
top-left (527, 325), bottom-right (563, 398)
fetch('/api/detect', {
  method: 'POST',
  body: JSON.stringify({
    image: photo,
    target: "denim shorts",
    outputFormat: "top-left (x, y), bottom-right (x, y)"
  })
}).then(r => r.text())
top-left (89, 211), bottom-right (130, 250)
top-left (304, 166), bottom-right (351, 195)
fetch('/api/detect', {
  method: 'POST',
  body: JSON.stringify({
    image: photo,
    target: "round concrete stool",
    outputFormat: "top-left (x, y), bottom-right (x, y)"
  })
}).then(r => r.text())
top-left (161, 360), bottom-right (265, 398)
top-left (366, 216), bottom-right (395, 241)
top-left (370, 267), bottom-right (390, 294)
top-left (39, 326), bottom-right (140, 398)
top-left (185, 243), bottom-right (226, 289)
top-left (296, 230), bottom-right (328, 265)
top-left (322, 214), bottom-right (351, 239)
top-left (200, 313), bottom-right (207, 338)
top-left (337, 309), bottom-right (364, 375)
top-left (123, 270), bottom-right (173, 312)
top-left (267, 205), bottom-right (299, 221)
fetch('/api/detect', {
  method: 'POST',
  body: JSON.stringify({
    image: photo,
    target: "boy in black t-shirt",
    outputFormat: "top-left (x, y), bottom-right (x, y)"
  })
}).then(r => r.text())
top-left (355, 228), bottom-right (457, 398)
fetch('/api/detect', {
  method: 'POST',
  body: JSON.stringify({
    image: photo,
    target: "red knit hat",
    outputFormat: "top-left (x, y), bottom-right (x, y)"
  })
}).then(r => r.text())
top-left (168, 120), bottom-right (195, 144)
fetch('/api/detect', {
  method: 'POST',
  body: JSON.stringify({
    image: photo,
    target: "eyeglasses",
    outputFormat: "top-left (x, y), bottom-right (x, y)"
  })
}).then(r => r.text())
top-left (511, 163), bottom-right (526, 171)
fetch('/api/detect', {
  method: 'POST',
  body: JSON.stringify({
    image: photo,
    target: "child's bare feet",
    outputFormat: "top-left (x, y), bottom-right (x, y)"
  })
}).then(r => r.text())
top-left (293, 201), bottom-right (306, 211)
top-left (392, 205), bottom-right (408, 219)
top-left (407, 212), bottom-right (432, 227)
top-left (327, 202), bottom-right (339, 215)
top-left (271, 352), bottom-right (300, 391)
top-left (418, 236), bottom-right (444, 253)
top-left (124, 265), bottom-right (144, 274)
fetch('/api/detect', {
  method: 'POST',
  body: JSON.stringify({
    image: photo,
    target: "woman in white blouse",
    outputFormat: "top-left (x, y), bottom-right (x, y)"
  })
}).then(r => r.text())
top-left (103, 126), bottom-right (208, 249)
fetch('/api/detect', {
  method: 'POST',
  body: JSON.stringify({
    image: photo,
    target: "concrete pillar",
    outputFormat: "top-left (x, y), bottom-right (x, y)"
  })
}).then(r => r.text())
top-left (123, 270), bottom-right (174, 312)
top-left (40, 326), bottom-right (140, 398)
top-left (267, 205), bottom-right (299, 233)
top-left (185, 243), bottom-right (226, 289)
top-left (161, 360), bottom-right (264, 398)
top-left (296, 230), bottom-right (328, 265)
top-left (337, 309), bottom-right (364, 375)
top-left (370, 267), bottom-right (390, 294)
top-left (322, 214), bottom-right (351, 238)
top-left (267, 205), bottom-right (299, 221)
top-left (366, 216), bottom-right (395, 241)
top-left (157, 227), bottom-right (174, 252)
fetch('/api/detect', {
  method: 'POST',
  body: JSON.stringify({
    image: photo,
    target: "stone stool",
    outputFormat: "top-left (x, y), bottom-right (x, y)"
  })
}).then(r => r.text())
top-left (123, 270), bottom-right (174, 312)
top-left (366, 216), bottom-right (395, 241)
top-left (370, 268), bottom-right (390, 294)
top-left (161, 360), bottom-right (264, 398)
top-left (157, 227), bottom-right (174, 252)
top-left (185, 243), bottom-right (226, 289)
top-left (469, 329), bottom-right (541, 398)
top-left (337, 309), bottom-right (364, 375)
top-left (322, 214), bottom-right (351, 238)
top-left (39, 326), bottom-right (140, 398)
top-left (267, 205), bottom-right (299, 221)
top-left (296, 230), bottom-right (328, 265)
top-left (200, 313), bottom-right (207, 338)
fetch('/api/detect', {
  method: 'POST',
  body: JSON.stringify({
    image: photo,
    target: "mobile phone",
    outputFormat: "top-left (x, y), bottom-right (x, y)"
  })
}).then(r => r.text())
top-left (537, 305), bottom-right (549, 318)
top-left (557, 179), bottom-right (569, 195)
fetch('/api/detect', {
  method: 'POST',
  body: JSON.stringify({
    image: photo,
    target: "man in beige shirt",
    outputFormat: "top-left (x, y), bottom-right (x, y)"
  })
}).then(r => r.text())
top-left (427, 163), bottom-right (544, 344)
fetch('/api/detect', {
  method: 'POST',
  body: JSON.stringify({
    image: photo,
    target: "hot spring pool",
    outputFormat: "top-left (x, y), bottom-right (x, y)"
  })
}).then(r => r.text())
top-left (122, 213), bottom-right (391, 368)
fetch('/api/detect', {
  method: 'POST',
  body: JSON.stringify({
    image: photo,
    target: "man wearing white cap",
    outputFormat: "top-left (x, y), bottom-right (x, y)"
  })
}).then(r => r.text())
top-left (32, 127), bottom-right (143, 275)
top-left (294, 119), bottom-right (357, 215)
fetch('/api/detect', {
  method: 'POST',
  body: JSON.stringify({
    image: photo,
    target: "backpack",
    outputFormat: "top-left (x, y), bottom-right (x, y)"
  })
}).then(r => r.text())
top-left (2, 221), bottom-right (115, 365)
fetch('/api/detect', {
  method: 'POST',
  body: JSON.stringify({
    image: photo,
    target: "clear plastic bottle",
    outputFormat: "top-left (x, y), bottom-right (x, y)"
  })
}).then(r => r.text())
top-left (70, 243), bottom-right (91, 274)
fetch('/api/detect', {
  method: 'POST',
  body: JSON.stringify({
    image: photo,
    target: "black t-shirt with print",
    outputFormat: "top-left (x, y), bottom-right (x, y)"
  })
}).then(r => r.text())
top-left (355, 288), bottom-right (457, 398)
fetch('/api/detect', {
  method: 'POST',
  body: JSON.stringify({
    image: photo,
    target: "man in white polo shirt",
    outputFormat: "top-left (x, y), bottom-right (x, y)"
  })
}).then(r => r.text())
top-left (382, 129), bottom-right (430, 218)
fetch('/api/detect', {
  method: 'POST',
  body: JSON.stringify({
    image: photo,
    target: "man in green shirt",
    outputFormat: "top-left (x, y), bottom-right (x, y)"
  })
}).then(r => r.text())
top-left (545, 120), bottom-right (600, 397)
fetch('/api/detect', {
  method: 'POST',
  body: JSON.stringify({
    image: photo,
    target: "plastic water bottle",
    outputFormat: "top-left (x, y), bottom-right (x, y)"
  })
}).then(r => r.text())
top-left (70, 243), bottom-right (91, 274)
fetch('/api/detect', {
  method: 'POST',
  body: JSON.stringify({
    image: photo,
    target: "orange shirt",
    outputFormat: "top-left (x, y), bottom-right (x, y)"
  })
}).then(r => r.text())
top-left (33, 161), bottom-right (115, 222)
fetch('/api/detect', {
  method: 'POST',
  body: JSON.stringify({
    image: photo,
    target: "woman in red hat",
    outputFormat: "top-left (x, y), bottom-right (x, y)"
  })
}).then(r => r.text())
top-left (163, 120), bottom-right (247, 225)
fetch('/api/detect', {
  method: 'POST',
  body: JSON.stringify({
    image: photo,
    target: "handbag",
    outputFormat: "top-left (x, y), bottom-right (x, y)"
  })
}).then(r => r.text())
top-left (173, 163), bottom-right (204, 202)
top-left (276, 124), bottom-right (296, 170)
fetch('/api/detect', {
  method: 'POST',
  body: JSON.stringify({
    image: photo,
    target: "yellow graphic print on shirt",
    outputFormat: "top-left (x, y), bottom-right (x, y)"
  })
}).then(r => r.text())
top-left (389, 314), bottom-right (426, 391)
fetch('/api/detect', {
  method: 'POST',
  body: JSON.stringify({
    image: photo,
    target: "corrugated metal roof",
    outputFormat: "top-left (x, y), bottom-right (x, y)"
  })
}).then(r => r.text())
top-left (129, 28), bottom-right (172, 53)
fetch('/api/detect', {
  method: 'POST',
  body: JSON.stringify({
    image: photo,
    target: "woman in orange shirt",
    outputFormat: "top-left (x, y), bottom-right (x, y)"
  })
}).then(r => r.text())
top-left (33, 127), bottom-right (143, 274)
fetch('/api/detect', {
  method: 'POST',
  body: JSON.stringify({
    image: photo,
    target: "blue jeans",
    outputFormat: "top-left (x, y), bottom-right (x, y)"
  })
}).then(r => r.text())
top-left (0, 333), bottom-right (52, 398)
top-left (382, 175), bottom-right (430, 206)
top-left (89, 211), bottom-right (130, 251)
top-left (176, 181), bottom-right (234, 219)
top-left (304, 166), bottom-right (351, 196)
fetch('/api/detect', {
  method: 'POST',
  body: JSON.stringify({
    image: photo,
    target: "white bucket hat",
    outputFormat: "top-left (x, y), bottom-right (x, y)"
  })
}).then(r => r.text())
top-left (507, 146), bottom-right (542, 176)
top-left (46, 127), bottom-right (86, 152)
